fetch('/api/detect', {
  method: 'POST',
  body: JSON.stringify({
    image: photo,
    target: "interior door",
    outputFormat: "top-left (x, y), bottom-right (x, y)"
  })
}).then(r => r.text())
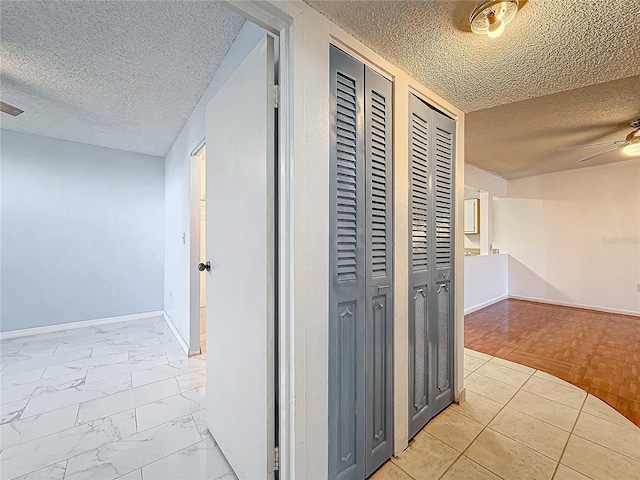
top-left (328, 45), bottom-right (367, 480)
top-left (364, 66), bottom-right (393, 477)
top-left (408, 94), bottom-right (455, 438)
top-left (408, 96), bottom-right (433, 438)
top-left (329, 45), bottom-right (394, 480)
top-left (431, 109), bottom-right (455, 416)
top-left (205, 35), bottom-right (276, 480)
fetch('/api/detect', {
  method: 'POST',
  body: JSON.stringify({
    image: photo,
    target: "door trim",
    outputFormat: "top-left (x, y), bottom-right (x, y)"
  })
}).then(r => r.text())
top-left (216, 2), bottom-right (295, 478)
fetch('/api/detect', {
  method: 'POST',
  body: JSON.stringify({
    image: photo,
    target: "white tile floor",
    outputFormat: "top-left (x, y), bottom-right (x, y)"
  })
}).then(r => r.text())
top-left (0, 316), bottom-right (235, 480)
top-left (373, 348), bottom-right (640, 480)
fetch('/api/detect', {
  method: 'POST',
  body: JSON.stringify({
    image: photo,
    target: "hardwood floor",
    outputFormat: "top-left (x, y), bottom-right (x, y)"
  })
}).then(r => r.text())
top-left (465, 299), bottom-right (640, 426)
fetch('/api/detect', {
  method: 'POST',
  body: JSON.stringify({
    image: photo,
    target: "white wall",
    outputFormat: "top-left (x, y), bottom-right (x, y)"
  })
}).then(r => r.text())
top-left (273, 4), bottom-right (467, 477)
top-left (207, 3), bottom-right (465, 476)
top-left (464, 254), bottom-right (509, 314)
top-left (494, 160), bottom-right (640, 315)
top-left (1, 130), bottom-right (164, 331)
top-left (465, 163), bottom-right (508, 197)
top-left (163, 21), bottom-right (268, 352)
top-left (463, 164), bottom-right (508, 311)
top-left (464, 164), bottom-right (507, 255)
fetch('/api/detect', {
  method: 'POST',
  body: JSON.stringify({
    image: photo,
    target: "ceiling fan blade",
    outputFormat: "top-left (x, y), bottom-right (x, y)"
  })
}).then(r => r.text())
top-left (577, 146), bottom-right (620, 163)
top-left (0, 101), bottom-right (24, 116)
top-left (560, 140), bottom-right (624, 151)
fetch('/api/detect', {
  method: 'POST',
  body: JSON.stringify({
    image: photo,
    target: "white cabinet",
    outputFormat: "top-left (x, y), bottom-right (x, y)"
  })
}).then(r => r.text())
top-left (464, 198), bottom-right (479, 234)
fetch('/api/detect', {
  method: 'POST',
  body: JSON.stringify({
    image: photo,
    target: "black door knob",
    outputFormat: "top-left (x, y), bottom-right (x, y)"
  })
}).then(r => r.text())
top-left (198, 261), bottom-right (211, 272)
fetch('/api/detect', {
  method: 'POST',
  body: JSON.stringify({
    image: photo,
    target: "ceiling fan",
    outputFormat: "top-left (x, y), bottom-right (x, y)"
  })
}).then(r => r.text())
top-left (1, 101), bottom-right (24, 116)
top-left (560, 118), bottom-right (640, 163)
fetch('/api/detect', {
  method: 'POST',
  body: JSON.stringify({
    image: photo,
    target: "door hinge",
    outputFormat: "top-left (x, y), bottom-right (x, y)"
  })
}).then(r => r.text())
top-left (274, 446), bottom-right (280, 471)
top-left (272, 84), bottom-right (280, 109)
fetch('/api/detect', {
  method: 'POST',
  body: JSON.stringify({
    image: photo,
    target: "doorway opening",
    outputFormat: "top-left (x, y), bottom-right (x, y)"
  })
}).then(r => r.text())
top-left (203, 33), bottom-right (278, 479)
top-left (182, 4), bottom-right (291, 476)
top-left (197, 146), bottom-right (207, 353)
top-left (190, 143), bottom-right (207, 356)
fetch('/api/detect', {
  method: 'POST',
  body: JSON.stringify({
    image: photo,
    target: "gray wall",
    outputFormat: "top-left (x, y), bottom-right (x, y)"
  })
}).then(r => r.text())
top-left (1, 130), bottom-right (164, 331)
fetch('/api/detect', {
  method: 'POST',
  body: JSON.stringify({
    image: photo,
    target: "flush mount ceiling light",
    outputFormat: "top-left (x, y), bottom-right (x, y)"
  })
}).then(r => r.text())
top-left (470, 0), bottom-right (520, 39)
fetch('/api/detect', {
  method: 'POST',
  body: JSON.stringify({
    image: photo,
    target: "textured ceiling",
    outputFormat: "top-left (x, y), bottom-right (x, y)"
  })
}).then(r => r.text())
top-left (466, 76), bottom-right (640, 179)
top-left (306, 0), bottom-right (640, 113)
top-left (0, 1), bottom-right (245, 156)
top-left (306, 0), bottom-right (640, 178)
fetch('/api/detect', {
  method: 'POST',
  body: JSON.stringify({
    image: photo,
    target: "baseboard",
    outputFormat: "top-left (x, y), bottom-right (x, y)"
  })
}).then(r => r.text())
top-left (0, 310), bottom-right (165, 340)
top-left (161, 311), bottom-right (192, 356)
top-left (464, 294), bottom-right (508, 315)
top-left (455, 387), bottom-right (467, 406)
top-left (508, 295), bottom-right (640, 317)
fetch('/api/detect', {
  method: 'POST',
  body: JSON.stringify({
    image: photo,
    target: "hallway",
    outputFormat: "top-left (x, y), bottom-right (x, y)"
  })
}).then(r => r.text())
top-left (464, 299), bottom-right (640, 426)
top-left (2, 312), bottom-right (639, 479)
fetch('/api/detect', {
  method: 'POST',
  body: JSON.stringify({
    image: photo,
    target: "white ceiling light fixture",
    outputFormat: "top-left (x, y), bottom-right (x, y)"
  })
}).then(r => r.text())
top-left (470, 0), bottom-right (520, 39)
top-left (621, 138), bottom-right (640, 157)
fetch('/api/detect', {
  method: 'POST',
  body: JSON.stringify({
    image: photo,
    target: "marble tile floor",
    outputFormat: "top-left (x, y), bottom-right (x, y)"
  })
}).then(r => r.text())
top-left (0, 316), bottom-right (235, 480)
top-left (372, 349), bottom-right (640, 480)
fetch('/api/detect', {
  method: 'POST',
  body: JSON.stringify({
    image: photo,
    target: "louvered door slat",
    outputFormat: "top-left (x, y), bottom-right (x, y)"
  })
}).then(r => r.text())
top-left (434, 126), bottom-right (453, 270)
top-left (369, 89), bottom-right (388, 280)
top-left (335, 72), bottom-right (360, 283)
top-left (410, 110), bottom-right (430, 273)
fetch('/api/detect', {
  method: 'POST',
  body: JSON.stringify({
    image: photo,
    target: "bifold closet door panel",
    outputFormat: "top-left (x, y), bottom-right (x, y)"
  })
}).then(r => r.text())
top-left (407, 94), bottom-right (433, 439)
top-left (329, 45), bottom-right (367, 480)
top-left (364, 66), bottom-right (394, 477)
top-left (431, 109), bottom-right (456, 414)
top-left (330, 45), bottom-right (396, 479)
top-left (408, 94), bottom-right (456, 438)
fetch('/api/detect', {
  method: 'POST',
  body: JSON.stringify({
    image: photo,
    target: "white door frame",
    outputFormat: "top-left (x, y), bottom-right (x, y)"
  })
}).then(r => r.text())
top-left (217, 2), bottom-right (297, 477)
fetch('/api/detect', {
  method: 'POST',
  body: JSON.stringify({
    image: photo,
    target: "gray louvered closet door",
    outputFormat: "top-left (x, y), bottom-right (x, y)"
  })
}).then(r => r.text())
top-left (329, 45), bottom-right (394, 480)
top-left (408, 94), bottom-right (455, 440)
top-left (364, 66), bottom-right (393, 477)
top-left (329, 45), bottom-right (367, 480)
